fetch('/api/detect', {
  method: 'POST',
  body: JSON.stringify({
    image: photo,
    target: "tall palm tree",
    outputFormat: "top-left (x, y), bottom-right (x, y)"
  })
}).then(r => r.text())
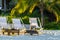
top-left (4, 0), bottom-right (7, 11)
top-left (10, 0), bottom-right (60, 27)
top-left (44, 0), bottom-right (60, 22)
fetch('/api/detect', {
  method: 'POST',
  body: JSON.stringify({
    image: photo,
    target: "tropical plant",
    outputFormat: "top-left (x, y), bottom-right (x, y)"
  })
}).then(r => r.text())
top-left (10, 0), bottom-right (60, 25)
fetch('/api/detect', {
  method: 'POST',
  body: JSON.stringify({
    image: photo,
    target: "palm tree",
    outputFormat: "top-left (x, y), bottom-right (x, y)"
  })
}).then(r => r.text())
top-left (44, 0), bottom-right (60, 22)
top-left (4, 0), bottom-right (7, 12)
top-left (10, 0), bottom-right (60, 27)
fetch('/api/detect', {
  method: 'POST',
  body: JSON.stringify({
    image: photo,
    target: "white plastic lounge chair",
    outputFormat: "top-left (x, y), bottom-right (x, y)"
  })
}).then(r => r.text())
top-left (12, 18), bottom-right (25, 30)
top-left (29, 18), bottom-right (42, 30)
top-left (0, 17), bottom-right (9, 29)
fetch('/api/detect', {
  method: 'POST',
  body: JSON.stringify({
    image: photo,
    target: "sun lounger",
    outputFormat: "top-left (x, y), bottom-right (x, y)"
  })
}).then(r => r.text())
top-left (29, 18), bottom-right (42, 30)
top-left (12, 18), bottom-right (25, 30)
top-left (0, 17), bottom-right (9, 29)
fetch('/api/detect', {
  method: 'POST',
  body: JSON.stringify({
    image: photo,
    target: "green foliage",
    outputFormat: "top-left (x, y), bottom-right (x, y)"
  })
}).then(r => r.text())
top-left (44, 22), bottom-right (60, 30)
top-left (9, 0), bottom-right (18, 9)
top-left (22, 16), bottom-right (29, 24)
top-left (7, 16), bottom-right (12, 23)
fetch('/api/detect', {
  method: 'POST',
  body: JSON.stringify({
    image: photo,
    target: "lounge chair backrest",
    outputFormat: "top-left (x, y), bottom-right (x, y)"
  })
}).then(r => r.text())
top-left (12, 19), bottom-right (21, 24)
top-left (0, 17), bottom-right (8, 29)
top-left (12, 18), bottom-right (24, 29)
top-left (0, 17), bottom-right (7, 23)
top-left (29, 18), bottom-right (39, 28)
top-left (29, 18), bottom-right (37, 23)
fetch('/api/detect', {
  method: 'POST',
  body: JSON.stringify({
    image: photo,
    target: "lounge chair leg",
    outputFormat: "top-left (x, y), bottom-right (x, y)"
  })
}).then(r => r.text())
top-left (18, 32), bottom-right (19, 35)
top-left (3, 32), bottom-right (4, 35)
top-left (8, 32), bottom-right (10, 35)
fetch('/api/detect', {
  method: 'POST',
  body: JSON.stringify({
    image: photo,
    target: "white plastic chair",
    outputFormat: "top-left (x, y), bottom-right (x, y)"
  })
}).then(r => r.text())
top-left (12, 18), bottom-right (25, 30)
top-left (0, 17), bottom-right (9, 29)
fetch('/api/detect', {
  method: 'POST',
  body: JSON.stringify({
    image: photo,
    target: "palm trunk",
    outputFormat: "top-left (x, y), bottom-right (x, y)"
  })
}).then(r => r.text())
top-left (40, 9), bottom-right (44, 27)
top-left (40, 0), bottom-right (44, 27)
top-left (0, 0), bottom-right (2, 9)
top-left (4, 0), bottom-right (6, 12)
